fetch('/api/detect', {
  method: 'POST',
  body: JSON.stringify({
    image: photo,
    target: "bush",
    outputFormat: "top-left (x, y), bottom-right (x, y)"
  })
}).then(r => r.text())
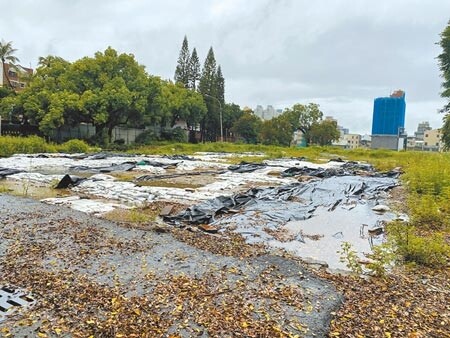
top-left (0, 135), bottom-right (54, 157)
top-left (387, 221), bottom-right (450, 267)
top-left (135, 127), bottom-right (187, 145)
top-left (59, 139), bottom-right (90, 153)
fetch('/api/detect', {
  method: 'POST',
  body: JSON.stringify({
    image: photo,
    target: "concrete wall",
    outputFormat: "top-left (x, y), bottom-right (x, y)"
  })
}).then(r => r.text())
top-left (371, 135), bottom-right (402, 150)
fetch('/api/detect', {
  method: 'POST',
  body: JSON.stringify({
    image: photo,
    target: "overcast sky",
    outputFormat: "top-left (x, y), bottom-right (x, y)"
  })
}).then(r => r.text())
top-left (1, 0), bottom-right (449, 134)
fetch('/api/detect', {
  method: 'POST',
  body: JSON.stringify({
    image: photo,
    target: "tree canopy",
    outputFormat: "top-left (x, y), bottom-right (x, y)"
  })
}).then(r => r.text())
top-left (438, 21), bottom-right (450, 148)
top-left (0, 40), bottom-right (20, 89)
top-left (308, 120), bottom-right (340, 146)
top-left (2, 47), bottom-right (208, 145)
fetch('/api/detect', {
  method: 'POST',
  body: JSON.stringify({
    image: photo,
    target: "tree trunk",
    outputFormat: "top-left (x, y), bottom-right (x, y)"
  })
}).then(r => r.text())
top-left (1, 60), bottom-right (15, 90)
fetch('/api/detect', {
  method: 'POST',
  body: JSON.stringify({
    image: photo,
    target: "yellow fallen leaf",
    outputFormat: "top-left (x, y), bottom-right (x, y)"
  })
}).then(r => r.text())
top-left (37, 333), bottom-right (48, 338)
top-left (54, 327), bottom-right (62, 335)
top-left (241, 321), bottom-right (249, 328)
top-left (133, 308), bottom-right (141, 316)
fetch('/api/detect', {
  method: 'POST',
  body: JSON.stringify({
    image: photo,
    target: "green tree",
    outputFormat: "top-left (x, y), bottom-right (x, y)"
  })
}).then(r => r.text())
top-left (438, 21), bottom-right (450, 148)
top-left (72, 47), bottom-right (148, 143)
top-left (199, 47), bottom-right (220, 141)
top-left (174, 36), bottom-right (191, 88)
top-left (216, 65), bottom-right (225, 104)
top-left (163, 81), bottom-right (207, 129)
top-left (0, 40), bottom-right (20, 90)
top-left (14, 48), bottom-right (148, 144)
top-left (283, 103), bottom-right (323, 135)
top-left (223, 103), bottom-right (243, 140)
top-left (308, 119), bottom-right (340, 146)
top-left (189, 48), bottom-right (200, 90)
top-left (259, 116), bottom-right (294, 146)
top-left (231, 111), bottom-right (262, 144)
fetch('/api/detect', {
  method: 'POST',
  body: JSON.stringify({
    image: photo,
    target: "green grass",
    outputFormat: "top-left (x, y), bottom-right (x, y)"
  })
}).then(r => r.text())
top-left (0, 136), bottom-right (94, 157)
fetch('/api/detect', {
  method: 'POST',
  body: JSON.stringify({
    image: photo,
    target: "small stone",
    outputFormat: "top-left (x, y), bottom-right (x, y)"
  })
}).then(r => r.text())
top-left (159, 205), bottom-right (174, 217)
top-left (198, 224), bottom-right (219, 233)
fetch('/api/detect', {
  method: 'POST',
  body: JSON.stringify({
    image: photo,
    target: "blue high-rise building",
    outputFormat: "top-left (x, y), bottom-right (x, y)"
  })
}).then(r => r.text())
top-left (371, 90), bottom-right (406, 135)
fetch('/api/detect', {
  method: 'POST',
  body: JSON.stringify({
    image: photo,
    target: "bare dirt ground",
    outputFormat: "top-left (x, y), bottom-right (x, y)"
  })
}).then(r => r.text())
top-left (0, 194), bottom-right (342, 337)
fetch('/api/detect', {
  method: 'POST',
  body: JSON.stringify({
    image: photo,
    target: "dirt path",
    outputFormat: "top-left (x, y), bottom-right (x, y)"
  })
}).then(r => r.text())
top-left (0, 195), bottom-right (342, 337)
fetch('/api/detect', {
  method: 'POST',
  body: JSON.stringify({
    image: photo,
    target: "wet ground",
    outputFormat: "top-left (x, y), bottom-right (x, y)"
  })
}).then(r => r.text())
top-left (0, 152), bottom-right (401, 271)
top-left (0, 194), bottom-right (342, 337)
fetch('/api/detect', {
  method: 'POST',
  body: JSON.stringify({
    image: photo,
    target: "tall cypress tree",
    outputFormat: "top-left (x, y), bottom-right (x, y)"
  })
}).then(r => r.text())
top-left (199, 47), bottom-right (217, 95)
top-left (199, 47), bottom-right (219, 141)
top-left (216, 65), bottom-right (225, 104)
top-left (174, 36), bottom-right (191, 88)
top-left (189, 48), bottom-right (200, 90)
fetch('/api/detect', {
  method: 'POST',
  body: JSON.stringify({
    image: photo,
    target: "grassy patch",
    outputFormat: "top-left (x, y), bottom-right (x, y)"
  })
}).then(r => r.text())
top-left (102, 208), bottom-right (157, 223)
top-left (0, 136), bottom-right (96, 157)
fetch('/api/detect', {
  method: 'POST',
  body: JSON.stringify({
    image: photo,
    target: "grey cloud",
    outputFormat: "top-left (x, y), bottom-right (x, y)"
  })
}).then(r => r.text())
top-left (1, 0), bottom-right (449, 134)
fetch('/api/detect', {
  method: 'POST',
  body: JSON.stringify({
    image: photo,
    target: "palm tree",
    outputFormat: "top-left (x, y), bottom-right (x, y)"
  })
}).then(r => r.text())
top-left (0, 40), bottom-right (20, 89)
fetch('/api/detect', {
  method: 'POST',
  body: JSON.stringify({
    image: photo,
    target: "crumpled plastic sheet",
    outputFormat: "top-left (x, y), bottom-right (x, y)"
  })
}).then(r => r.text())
top-left (165, 175), bottom-right (398, 227)
top-left (0, 167), bottom-right (23, 179)
top-left (54, 174), bottom-right (86, 189)
top-left (228, 162), bottom-right (267, 173)
top-left (281, 162), bottom-right (400, 178)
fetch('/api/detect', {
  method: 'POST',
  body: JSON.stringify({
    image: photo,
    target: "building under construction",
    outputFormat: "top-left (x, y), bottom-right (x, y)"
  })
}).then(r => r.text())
top-left (371, 90), bottom-right (407, 150)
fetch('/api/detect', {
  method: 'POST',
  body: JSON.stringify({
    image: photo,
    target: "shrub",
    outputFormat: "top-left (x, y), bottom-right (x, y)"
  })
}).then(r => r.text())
top-left (0, 135), bottom-right (53, 157)
top-left (387, 221), bottom-right (450, 267)
top-left (59, 139), bottom-right (90, 153)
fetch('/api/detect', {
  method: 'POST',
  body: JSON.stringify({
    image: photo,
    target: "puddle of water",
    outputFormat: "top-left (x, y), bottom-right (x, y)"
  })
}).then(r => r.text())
top-left (276, 204), bottom-right (395, 270)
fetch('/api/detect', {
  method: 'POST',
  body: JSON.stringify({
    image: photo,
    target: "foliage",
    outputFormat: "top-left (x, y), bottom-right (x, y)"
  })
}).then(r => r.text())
top-left (135, 127), bottom-right (187, 144)
top-left (438, 21), bottom-right (450, 147)
top-left (338, 242), bottom-right (363, 274)
top-left (231, 111), bottom-right (262, 144)
top-left (222, 103), bottom-right (243, 140)
top-left (308, 119), bottom-right (340, 146)
top-left (259, 116), bottom-right (293, 146)
top-left (216, 65), bottom-right (225, 104)
top-left (199, 47), bottom-right (221, 141)
top-left (59, 139), bottom-right (90, 153)
top-left (387, 221), bottom-right (449, 267)
top-left (283, 103), bottom-right (323, 136)
top-left (0, 135), bottom-right (55, 156)
top-left (0, 39), bottom-right (20, 89)
top-left (189, 48), bottom-right (200, 90)
top-left (174, 36), bottom-right (191, 88)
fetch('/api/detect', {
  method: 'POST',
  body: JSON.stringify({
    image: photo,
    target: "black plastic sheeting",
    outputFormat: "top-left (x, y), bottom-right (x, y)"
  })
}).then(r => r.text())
top-left (69, 162), bottom-right (137, 173)
top-left (228, 162), bottom-right (267, 173)
top-left (54, 174), bottom-right (86, 189)
top-left (0, 167), bottom-right (24, 179)
top-left (165, 169), bottom-right (398, 227)
top-left (281, 162), bottom-right (401, 178)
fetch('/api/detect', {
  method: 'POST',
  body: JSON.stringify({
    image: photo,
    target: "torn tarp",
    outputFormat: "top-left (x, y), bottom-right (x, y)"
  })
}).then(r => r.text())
top-left (0, 167), bottom-right (24, 179)
top-left (228, 162), bottom-right (267, 173)
top-left (54, 174), bottom-right (86, 189)
top-left (69, 162), bottom-right (136, 173)
top-left (165, 175), bottom-right (398, 227)
top-left (281, 161), bottom-right (400, 178)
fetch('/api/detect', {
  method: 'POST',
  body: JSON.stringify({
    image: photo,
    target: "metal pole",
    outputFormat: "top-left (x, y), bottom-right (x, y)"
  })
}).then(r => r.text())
top-left (204, 93), bottom-right (223, 142)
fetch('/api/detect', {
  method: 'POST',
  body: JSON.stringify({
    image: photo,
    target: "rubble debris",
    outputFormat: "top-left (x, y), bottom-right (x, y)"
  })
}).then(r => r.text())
top-left (228, 161), bottom-right (267, 173)
top-left (0, 168), bottom-right (24, 179)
